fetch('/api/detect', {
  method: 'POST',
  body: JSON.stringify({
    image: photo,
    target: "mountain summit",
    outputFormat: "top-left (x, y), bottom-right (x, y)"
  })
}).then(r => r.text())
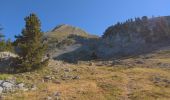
top-left (52, 24), bottom-right (89, 36)
top-left (45, 24), bottom-right (94, 42)
top-left (44, 24), bottom-right (98, 62)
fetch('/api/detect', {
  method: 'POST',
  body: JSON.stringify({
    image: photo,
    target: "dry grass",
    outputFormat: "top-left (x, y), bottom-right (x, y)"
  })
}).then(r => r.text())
top-left (3, 50), bottom-right (170, 100)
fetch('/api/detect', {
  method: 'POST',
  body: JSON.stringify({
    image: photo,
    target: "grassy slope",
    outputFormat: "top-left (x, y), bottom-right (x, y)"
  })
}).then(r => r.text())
top-left (2, 50), bottom-right (170, 100)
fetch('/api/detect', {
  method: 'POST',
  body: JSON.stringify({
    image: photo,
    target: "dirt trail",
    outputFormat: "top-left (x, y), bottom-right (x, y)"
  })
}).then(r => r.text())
top-left (122, 72), bottom-right (137, 100)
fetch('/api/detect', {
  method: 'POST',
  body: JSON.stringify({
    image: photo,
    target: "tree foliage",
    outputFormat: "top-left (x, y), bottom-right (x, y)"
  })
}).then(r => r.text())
top-left (15, 13), bottom-right (48, 72)
top-left (103, 16), bottom-right (170, 43)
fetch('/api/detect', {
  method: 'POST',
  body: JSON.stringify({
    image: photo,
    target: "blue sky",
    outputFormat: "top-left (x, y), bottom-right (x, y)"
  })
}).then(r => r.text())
top-left (0, 0), bottom-right (170, 40)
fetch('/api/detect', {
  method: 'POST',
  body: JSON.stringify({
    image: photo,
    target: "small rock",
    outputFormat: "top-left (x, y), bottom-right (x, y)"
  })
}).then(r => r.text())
top-left (31, 85), bottom-right (37, 91)
top-left (64, 68), bottom-right (71, 72)
top-left (53, 80), bottom-right (61, 84)
top-left (17, 83), bottom-right (24, 89)
top-left (51, 76), bottom-right (55, 80)
top-left (46, 96), bottom-right (52, 100)
top-left (44, 76), bottom-right (52, 82)
top-left (0, 80), bottom-right (4, 85)
top-left (157, 62), bottom-right (162, 65)
top-left (53, 92), bottom-right (61, 100)
top-left (61, 74), bottom-right (72, 80)
top-left (26, 76), bottom-right (32, 80)
top-left (42, 79), bottom-right (45, 83)
top-left (0, 87), bottom-right (3, 94)
top-left (54, 91), bottom-right (61, 97)
top-left (19, 88), bottom-right (28, 92)
top-left (167, 81), bottom-right (170, 84)
top-left (73, 69), bottom-right (78, 72)
top-left (89, 62), bottom-right (93, 66)
top-left (53, 70), bottom-right (59, 73)
top-left (72, 76), bottom-right (80, 80)
top-left (155, 77), bottom-right (161, 82)
top-left (135, 60), bottom-right (144, 64)
top-left (44, 76), bottom-right (52, 80)
top-left (163, 79), bottom-right (169, 83)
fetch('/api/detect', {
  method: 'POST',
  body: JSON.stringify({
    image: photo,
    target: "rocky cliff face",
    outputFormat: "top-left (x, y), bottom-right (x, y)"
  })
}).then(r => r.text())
top-left (97, 16), bottom-right (170, 59)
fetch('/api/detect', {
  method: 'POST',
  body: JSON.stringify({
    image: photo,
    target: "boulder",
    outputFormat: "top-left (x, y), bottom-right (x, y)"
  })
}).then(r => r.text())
top-left (2, 81), bottom-right (15, 92)
top-left (0, 52), bottom-right (18, 60)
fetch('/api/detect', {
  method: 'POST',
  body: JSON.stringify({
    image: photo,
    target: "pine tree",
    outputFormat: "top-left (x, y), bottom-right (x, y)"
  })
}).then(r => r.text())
top-left (5, 39), bottom-right (14, 52)
top-left (15, 13), bottom-right (48, 71)
top-left (0, 27), bottom-right (5, 52)
top-left (0, 27), bottom-right (3, 41)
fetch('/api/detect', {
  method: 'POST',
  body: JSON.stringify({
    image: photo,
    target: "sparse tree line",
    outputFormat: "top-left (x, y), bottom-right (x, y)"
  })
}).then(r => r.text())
top-left (0, 13), bottom-right (48, 73)
top-left (103, 16), bottom-right (170, 43)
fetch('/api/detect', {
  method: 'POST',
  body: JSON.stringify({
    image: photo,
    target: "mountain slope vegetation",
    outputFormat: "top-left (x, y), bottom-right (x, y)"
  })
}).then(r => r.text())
top-left (103, 16), bottom-right (170, 42)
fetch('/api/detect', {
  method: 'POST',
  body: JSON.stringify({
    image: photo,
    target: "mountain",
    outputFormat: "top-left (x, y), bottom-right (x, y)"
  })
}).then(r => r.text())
top-left (96, 16), bottom-right (170, 59)
top-left (44, 24), bottom-right (99, 63)
top-left (44, 16), bottom-right (170, 62)
top-left (45, 24), bottom-right (94, 42)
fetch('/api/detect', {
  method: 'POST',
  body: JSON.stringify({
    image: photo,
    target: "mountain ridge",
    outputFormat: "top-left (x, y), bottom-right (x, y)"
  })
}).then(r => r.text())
top-left (96, 16), bottom-right (170, 59)
top-left (45, 16), bottom-right (170, 62)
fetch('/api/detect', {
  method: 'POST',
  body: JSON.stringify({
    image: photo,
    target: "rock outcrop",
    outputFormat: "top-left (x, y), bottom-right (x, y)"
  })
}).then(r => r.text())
top-left (0, 52), bottom-right (18, 60)
top-left (97, 16), bottom-right (170, 59)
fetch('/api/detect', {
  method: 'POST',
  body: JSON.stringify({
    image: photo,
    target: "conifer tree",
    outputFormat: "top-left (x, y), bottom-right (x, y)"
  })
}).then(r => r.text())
top-left (0, 27), bottom-right (3, 41)
top-left (5, 39), bottom-right (14, 52)
top-left (15, 13), bottom-right (47, 71)
top-left (0, 27), bottom-right (5, 52)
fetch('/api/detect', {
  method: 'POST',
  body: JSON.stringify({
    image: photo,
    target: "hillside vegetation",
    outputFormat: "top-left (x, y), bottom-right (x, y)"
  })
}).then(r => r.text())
top-left (103, 16), bottom-right (170, 42)
top-left (2, 47), bottom-right (170, 100)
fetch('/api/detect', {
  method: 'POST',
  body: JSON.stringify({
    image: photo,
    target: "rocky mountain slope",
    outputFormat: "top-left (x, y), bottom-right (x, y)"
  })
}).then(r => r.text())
top-left (44, 24), bottom-right (98, 63)
top-left (44, 16), bottom-right (170, 62)
top-left (96, 16), bottom-right (170, 59)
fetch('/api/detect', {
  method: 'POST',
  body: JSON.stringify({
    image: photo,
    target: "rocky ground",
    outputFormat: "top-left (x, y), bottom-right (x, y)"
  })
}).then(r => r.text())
top-left (0, 49), bottom-right (170, 99)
